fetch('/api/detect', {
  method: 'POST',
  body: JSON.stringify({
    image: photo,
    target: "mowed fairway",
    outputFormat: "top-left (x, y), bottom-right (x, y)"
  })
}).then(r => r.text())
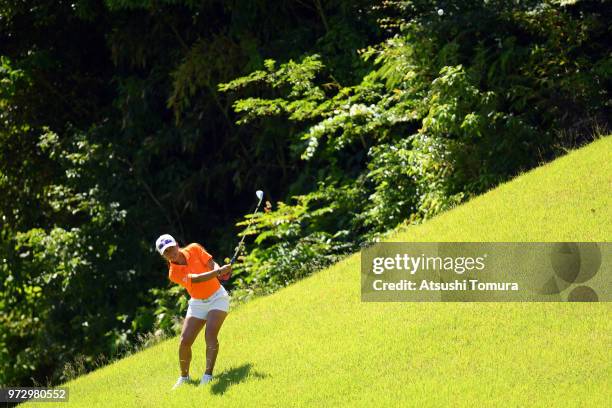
top-left (25, 136), bottom-right (612, 407)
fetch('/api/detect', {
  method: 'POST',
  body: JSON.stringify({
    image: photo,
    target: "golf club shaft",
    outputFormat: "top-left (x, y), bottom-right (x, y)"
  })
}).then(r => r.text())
top-left (230, 196), bottom-right (264, 264)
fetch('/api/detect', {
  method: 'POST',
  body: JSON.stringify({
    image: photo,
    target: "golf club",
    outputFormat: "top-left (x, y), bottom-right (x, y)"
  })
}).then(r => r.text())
top-left (229, 190), bottom-right (264, 265)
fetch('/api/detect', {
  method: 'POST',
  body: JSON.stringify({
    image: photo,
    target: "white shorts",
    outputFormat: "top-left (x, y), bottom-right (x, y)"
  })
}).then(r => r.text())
top-left (186, 286), bottom-right (230, 320)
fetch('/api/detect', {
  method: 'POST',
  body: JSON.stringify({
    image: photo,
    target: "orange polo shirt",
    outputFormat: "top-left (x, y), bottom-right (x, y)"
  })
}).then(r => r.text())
top-left (168, 243), bottom-right (220, 299)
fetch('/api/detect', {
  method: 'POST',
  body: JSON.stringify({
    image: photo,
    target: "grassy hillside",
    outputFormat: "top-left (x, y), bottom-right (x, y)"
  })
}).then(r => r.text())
top-left (25, 136), bottom-right (611, 407)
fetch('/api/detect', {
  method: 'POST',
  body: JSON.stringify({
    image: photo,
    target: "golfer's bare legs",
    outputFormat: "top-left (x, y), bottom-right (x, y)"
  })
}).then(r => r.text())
top-left (204, 309), bottom-right (228, 375)
top-left (179, 316), bottom-right (205, 377)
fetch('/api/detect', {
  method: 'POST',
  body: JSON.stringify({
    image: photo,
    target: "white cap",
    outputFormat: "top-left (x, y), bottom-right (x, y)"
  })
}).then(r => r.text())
top-left (155, 234), bottom-right (177, 255)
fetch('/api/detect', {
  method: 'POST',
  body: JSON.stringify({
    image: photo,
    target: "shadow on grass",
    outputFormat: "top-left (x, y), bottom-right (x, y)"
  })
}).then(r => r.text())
top-left (210, 363), bottom-right (267, 395)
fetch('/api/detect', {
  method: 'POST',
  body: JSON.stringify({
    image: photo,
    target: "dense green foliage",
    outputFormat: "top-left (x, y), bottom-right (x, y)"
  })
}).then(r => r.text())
top-left (1, 0), bottom-right (609, 385)
top-left (220, 0), bottom-right (611, 301)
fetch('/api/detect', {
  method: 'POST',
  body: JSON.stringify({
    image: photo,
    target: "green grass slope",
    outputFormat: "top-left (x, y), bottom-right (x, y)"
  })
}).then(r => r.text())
top-left (26, 136), bottom-right (612, 407)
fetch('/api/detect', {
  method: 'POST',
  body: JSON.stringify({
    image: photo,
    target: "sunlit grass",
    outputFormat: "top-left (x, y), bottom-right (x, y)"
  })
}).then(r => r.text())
top-left (25, 136), bottom-right (611, 407)
top-left (393, 135), bottom-right (611, 242)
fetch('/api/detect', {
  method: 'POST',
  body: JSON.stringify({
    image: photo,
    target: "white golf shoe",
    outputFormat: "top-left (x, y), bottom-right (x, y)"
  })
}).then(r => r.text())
top-left (172, 375), bottom-right (190, 390)
top-left (199, 373), bottom-right (213, 385)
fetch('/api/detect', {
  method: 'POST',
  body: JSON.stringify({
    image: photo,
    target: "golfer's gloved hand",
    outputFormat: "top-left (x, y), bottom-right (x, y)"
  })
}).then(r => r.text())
top-left (218, 264), bottom-right (232, 281)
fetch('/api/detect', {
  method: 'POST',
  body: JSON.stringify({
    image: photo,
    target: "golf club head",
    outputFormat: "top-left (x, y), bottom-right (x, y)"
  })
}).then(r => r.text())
top-left (256, 190), bottom-right (264, 202)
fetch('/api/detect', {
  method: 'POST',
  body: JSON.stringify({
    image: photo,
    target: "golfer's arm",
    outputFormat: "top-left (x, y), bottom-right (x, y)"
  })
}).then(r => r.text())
top-left (190, 270), bottom-right (219, 283)
top-left (189, 258), bottom-right (221, 283)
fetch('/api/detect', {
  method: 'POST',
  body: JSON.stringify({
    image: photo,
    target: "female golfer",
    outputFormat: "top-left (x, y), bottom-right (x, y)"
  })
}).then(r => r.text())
top-left (155, 234), bottom-right (232, 389)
